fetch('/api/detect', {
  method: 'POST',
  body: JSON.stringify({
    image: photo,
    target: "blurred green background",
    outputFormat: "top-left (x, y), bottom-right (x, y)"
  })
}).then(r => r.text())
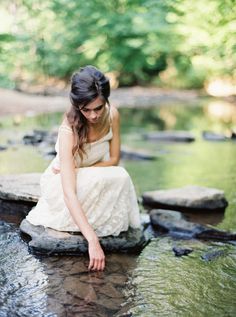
top-left (0, 0), bottom-right (235, 90)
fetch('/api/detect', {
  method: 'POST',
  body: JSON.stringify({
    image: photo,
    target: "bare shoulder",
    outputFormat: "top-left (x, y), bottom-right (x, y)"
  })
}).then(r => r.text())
top-left (110, 105), bottom-right (120, 123)
top-left (61, 114), bottom-right (72, 127)
top-left (58, 114), bottom-right (73, 135)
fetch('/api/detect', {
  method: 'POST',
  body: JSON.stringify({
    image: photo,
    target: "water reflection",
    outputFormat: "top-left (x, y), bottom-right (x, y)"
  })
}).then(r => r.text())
top-left (126, 237), bottom-right (236, 317)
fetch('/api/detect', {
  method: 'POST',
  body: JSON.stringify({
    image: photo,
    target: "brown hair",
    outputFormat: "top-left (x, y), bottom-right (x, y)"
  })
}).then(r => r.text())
top-left (66, 65), bottom-right (110, 160)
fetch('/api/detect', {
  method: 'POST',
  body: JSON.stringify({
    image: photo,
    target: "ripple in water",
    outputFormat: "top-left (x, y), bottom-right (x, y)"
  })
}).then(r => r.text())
top-left (0, 221), bottom-right (138, 316)
top-left (124, 237), bottom-right (236, 317)
top-left (0, 222), bottom-right (51, 317)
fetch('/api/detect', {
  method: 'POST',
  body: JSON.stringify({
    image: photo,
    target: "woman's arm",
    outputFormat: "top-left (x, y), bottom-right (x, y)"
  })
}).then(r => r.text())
top-left (92, 106), bottom-right (120, 167)
top-left (58, 126), bottom-right (105, 271)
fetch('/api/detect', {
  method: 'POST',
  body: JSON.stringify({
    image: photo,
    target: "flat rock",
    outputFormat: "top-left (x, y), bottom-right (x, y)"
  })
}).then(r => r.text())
top-left (202, 131), bottom-right (228, 141)
top-left (20, 219), bottom-right (149, 254)
top-left (142, 185), bottom-right (228, 211)
top-left (150, 209), bottom-right (236, 240)
top-left (0, 173), bottom-right (41, 202)
top-left (121, 146), bottom-right (156, 161)
top-left (143, 130), bottom-right (195, 142)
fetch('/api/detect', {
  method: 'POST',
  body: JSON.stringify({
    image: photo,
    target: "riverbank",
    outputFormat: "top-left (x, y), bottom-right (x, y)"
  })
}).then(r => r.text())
top-left (0, 87), bottom-right (207, 116)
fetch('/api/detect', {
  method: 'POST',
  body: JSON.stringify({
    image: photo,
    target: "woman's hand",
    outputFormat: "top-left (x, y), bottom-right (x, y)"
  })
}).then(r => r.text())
top-left (88, 239), bottom-right (105, 271)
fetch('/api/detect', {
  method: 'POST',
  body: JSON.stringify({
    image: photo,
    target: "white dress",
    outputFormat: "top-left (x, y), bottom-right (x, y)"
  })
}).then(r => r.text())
top-left (26, 124), bottom-right (141, 237)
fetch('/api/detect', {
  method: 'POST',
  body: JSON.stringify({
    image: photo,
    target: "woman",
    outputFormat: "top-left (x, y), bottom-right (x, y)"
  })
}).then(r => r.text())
top-left (26, 65), bottom-right (141, 271)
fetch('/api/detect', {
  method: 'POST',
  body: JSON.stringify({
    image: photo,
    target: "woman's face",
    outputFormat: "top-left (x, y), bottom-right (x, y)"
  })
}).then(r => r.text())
top-left (80, 97), bottom-right (106, 124)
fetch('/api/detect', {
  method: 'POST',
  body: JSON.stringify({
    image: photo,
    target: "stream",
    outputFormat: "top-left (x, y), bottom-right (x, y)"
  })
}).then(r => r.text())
top-left (0, 98), bottom-right (236, 316)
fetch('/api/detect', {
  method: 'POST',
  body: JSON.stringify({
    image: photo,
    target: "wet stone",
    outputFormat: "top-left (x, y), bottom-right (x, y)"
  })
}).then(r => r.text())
top-left (98, 282), bottom-right (123, 298)
top-left (142, 185), bottom-right (228, 211)
top-left (201, 249), bottom-right (227, 261)
top-left (20, 219), bottom-right (148, 254)
top-left (64, 277), bottom-right (97, 301)
top-left (172, 246), bottom-right (193, 257)
top-left (150, 209), bottom-right (236, 241)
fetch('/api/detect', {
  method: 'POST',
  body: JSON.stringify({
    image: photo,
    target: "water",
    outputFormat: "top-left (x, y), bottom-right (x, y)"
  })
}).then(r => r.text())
top-left (0, 98), bottom-right (236, 316)
top-left (0, 222), bottom-right (136, 317)
top-left (125, 237), bottom-right (236, 317)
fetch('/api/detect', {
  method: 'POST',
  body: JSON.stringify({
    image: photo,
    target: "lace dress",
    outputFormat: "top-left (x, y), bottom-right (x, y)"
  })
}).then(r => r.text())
top-left (26, 124), bottom-right (141, 237)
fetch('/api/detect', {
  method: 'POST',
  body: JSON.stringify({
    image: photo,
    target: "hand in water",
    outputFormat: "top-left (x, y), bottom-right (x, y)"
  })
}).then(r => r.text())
top-left (88, 240), bottom-right (105, 271)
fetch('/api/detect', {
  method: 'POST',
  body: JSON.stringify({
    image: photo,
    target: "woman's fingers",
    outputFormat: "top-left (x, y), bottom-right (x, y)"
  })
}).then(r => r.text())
top-left (88, 242), bottom-right (105, 271)
top-left (88, 258), bottom-right (95, 271)
top-left (88, 258), bottom-right (105, 271)
top-left (100, 258), bottom-right (105, 271)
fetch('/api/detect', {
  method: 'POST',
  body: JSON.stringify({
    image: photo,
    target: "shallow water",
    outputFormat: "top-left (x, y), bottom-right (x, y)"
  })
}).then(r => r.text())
top-left (0, 99), bottom-right (236, 316)
top-left (125, 237), bottom-right (236, 317)
top-left (0, 222), bottom-right (136, 316)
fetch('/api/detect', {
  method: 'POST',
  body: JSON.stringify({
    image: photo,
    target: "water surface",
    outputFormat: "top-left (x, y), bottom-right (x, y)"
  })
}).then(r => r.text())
top-left (0, 99), bottom-right (236, 316)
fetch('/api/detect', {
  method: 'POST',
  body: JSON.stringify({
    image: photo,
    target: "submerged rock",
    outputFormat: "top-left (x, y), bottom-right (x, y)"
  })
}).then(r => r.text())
top-left (201, 249), bottom-right (226, 261)
top-left (143, 130), bottom-right (195, 142)
top-left (172, 246), bottom-right (193, 257)
top-left (150, 209), bottom-right (236, 241)
top-left (20, 219), bottom-right (149, 255)
top-left (142, 185), bottom-right (228, 211)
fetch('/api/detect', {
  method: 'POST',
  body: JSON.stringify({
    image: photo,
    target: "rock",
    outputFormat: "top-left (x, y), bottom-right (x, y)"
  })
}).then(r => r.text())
top-left (0, 173), bottom-right (40, 216)
top-left (202, 131), bottom-right (228, 141)
top-left (121, 146), bottom-right (156, 161)
top-left (0, 173), bottom-right (40, 202)
top-left (150, 209), bottom-right (236, 241)
top-left (20, 219), bottom-right (149, 254)
top-left (142, 185), bottom-right (228, 211)
top-left (172, 246), bottom-right (193, 257)
top-left (196, 228), bottom-right (236, 240)
top-left (0, 145), bottom-right (7, 151)
top-left (23, 130), bottom-right (48, 145)
top-left (150, 209), bottom-right (206, 238)
top-left (143, 130), bottom-right (195, 142)
top-left (201, 249), bottom-right (226, 261)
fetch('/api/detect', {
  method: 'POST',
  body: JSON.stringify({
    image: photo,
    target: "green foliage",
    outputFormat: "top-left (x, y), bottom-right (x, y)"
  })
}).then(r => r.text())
top-left (0, 0), bottom-right (235, 88)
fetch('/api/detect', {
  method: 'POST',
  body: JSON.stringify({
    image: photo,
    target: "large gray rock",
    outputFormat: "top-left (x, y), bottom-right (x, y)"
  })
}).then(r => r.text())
top-left (150, 209), bottom-right (236, 240)
top-left (0, 173), bottom-right (40, 202)
top-left (20, 219), bottom-right (149, 254)
top-left (143, 130), bottom-right (195, 142)
top-left (142, 185), bottom-right (228, 211)
top-left (0, 174), bottom-right (40, 215)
